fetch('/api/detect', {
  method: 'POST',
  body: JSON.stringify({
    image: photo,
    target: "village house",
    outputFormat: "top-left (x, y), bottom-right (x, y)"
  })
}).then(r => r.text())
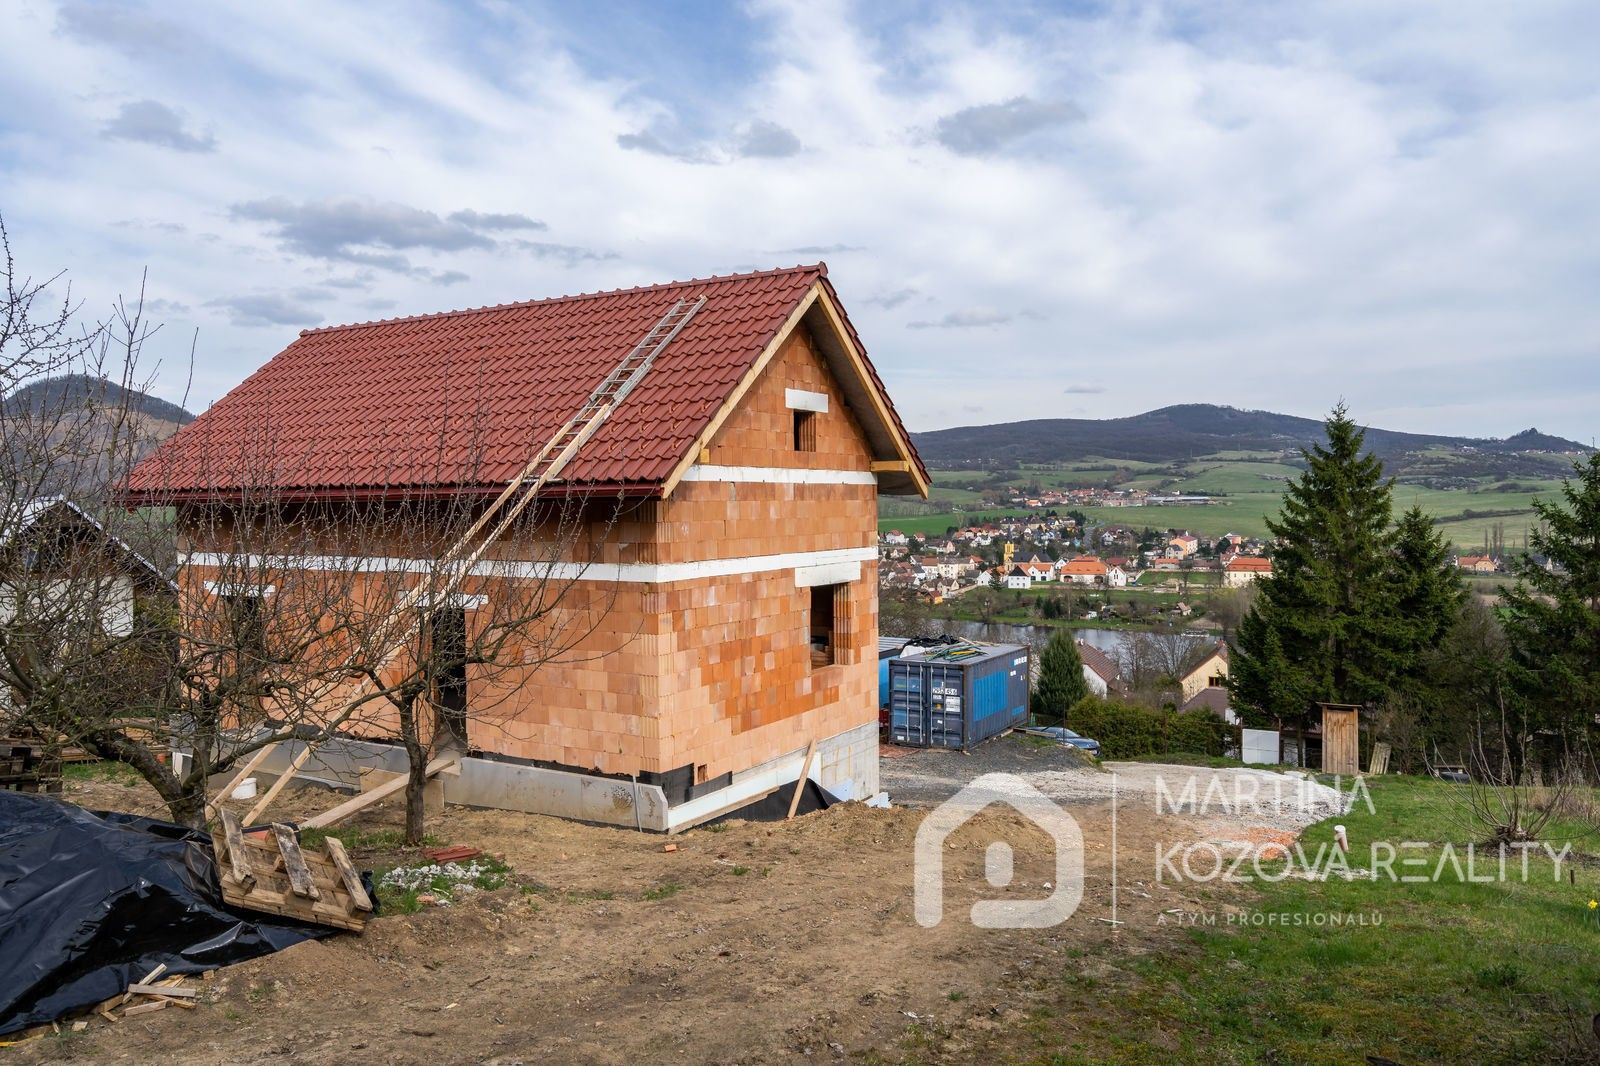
top-left (1078, 640), bottom-right (1122, 696)
top-left (1105, 564), bottom-right (1130, 588)
top-left (1454, 554), bottom-right (1499, 573)
top-left (882, 530), bottom-right (908, 547)
top-left (1166, 532), bottom-right (1199, 558)
top-left (123, 265), bottom-right (927, 831)
top-left (1005, 566), bottom-right (1033, 590)
top-left (1056, 554), bottom-right (1107, 586)
top-left (1222, 554), bottom-right (1274, 587)
top-left (1017, 554), bottom-right (1055, 582)
top-left (1179, 641), bottom-right (1230, 704)
top-left (1, 496), bottom-right (177, 641)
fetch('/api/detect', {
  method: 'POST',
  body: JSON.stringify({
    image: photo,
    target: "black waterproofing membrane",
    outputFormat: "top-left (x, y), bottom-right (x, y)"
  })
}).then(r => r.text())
top-left (0, 790), bottom-right (333, 1034)
top-left (704, 779), bottom-right (836, 826)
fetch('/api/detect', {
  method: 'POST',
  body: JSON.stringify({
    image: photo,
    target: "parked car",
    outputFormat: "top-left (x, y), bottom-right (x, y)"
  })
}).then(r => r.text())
top-left (1021, 725), bottom-right (1102, 757)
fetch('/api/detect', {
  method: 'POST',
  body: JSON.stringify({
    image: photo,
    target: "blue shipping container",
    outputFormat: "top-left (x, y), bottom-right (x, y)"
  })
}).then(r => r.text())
top-left (887, 643), bottom-right (1031, 749)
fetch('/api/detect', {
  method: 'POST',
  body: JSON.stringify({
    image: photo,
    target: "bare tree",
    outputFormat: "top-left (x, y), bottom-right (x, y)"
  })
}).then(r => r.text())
top-left (1, 217), bottom-right (627, 836)
top-left (1116, 627), bottom-right (1208, 706)
top-left (303, 492), bottom-right (627, 844)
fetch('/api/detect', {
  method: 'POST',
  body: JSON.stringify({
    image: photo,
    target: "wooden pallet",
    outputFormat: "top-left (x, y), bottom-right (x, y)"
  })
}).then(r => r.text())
top-left (211, 811), bottom-right (374, 932)
top-left (0, 738), bottom-right (63, 794)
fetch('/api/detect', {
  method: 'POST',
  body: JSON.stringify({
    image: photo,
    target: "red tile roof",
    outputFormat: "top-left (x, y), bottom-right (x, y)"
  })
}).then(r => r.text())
top-left (124, 265), bottom-right (924, 501)
top-left (1077, 641), bottom-right (1121, 689)
top-left (1225, 555), bottom-right (1274, 572)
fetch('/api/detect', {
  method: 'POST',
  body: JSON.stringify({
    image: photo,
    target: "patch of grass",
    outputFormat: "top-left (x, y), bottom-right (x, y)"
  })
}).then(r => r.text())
top-left (1028, 775), bottom-right (1600, 1062)
top-left (701, 822), bottom-right (730, 834)
top-left (730, 865), bottom-right (750, 877)
top-left (63, 760), bottom-right (142, 784)
top-left (296, 825), bottom-right (443, 852)
top-left (1475, 961), bottom-right (1523, 989)
top-left (947, 990), bottom-right (965, 1002)
top-left (642, 881), bottom-right (684, 902)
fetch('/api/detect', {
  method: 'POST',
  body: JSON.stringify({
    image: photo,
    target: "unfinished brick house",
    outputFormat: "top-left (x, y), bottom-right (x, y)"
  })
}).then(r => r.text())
top-left (123, 265), bottom-right (928, 830)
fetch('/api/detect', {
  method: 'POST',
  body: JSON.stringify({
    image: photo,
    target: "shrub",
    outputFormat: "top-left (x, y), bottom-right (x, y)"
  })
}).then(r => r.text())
top-left (1066, 695), bottom-right (1234, 759)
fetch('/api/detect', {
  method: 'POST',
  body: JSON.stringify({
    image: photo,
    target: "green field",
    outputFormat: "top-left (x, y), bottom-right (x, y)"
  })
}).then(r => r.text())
top-left (885, 459), bottom-right (1571, 550)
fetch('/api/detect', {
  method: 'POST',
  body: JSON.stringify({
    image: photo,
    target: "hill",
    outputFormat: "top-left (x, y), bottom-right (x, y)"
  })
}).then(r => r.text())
top-left (3, 374), bottom-right (194, 427)
top-left (1, 375), bottom-right (193, 497)
top-left (912, 404), bottom-right (1589, 475)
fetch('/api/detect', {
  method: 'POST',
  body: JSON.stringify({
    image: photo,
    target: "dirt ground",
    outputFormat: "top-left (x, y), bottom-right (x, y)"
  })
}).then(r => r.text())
top-left (22, 747), bottom-right (1337, 1064)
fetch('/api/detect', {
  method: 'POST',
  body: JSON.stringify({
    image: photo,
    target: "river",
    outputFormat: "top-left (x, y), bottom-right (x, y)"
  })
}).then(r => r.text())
top-left (929, 619), bottom-right (1213, 661)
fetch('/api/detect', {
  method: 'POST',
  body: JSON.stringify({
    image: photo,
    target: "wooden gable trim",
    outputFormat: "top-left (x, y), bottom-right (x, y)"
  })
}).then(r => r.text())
top-left (658, 282), bottom-right (821, 499)
top-left (658, 281), bottom-right (929, 500)
top-left (808, 287), bottom-right (929, 498)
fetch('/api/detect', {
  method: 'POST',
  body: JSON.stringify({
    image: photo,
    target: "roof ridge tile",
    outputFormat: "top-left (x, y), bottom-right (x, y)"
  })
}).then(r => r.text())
top-left (297, 262), bottom-right (827, 337)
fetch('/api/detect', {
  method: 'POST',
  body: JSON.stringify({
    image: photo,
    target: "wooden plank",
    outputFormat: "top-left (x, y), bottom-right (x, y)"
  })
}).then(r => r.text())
top-left (119, 963), bottom-right (166, 1005)
top-left (271, 824), bottom-right (321, 900)
top-left (121, 1000), bottom-right (167, 1018)
top-left (205, 742), bottom-right (278, 822)
top-left (322, 837), bottom-right (374, 912)
top-left (243, 742), bottom-right (319, 824)
top-left (130, 984), bottom-right (196, 998)
top-left (301, 753), bottom-right (459, 830)
top-left (219, 810), bottom-right (254, 889)
top-left (869, 460), bottom-right (912, 473)
top-left (786, 739), bottom-right (818, 821)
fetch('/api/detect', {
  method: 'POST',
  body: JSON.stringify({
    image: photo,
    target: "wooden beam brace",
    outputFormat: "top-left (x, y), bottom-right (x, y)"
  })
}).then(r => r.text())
top-left (300, 754), bottom-right (460, 830)
top-left (205, 742), bottom-right (278, 823)
top-left (870, 460), bottom-right (912, 473)
top-left (242, 742), bottom-right (318, 824)
top-left (786, 738), bottom-right (818, 821)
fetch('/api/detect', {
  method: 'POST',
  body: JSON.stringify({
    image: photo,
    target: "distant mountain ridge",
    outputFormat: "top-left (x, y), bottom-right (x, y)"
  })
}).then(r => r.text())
top-left (2, 374), bottom-right (194, 426)
top-left (912, 404), bottom-right (1590, 468)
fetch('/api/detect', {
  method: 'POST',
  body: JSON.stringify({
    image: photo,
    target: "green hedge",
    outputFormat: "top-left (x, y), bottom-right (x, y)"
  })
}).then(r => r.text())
top-left (1065, 695), bottom-right (1236, 759)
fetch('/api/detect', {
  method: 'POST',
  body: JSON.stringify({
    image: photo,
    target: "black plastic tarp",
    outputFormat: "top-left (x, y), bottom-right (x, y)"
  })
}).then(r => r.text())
top-left (0, 790), bottom-right (329, 1034)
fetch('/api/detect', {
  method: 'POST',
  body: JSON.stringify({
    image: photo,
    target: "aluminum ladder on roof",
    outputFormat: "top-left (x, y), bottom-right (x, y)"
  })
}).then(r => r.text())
top-left (414, 293), bottom-right (707, 601)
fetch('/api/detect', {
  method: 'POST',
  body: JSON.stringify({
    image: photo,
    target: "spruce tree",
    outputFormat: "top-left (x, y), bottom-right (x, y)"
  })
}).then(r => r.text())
top-left (1501, 453), bottom-right (1600, 755)
top-left (1230, 404), bottom-right (1402, 723)
top-left (1389, 504), bottom-right (1466, 673)
top-left (1035, 629), bottom-right (1089, 725)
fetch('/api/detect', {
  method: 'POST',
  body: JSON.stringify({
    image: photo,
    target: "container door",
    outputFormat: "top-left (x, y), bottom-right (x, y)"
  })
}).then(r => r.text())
top-left (890, 663), bottom-right (928, 746)
top-left (1008, 652), bottom-right (1031, 730)
top-left (928, 665), bottom-right (964, 748)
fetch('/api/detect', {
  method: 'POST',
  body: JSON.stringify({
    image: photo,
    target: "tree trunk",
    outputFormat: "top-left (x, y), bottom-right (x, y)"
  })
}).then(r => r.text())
top-left (398, 700), bottom-right (429, 846)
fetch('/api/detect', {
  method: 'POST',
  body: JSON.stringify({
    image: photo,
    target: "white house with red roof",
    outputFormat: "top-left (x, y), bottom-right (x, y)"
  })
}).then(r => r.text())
top-left (1223, 554), bottom-right (1274, 587)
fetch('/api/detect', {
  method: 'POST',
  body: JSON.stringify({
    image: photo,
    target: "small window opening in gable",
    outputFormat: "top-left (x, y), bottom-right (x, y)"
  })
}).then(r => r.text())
top-left (793, 409), bottom-right (817, 452)
top-left (809, 583), bottom-right (841, 668)
top-left (1209, 674), bottom-right (1226, 688)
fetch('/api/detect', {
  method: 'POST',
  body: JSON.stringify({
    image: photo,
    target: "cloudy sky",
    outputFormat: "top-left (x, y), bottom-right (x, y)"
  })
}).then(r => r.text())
top-left (2, 1), bottom-right (1597, 441)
